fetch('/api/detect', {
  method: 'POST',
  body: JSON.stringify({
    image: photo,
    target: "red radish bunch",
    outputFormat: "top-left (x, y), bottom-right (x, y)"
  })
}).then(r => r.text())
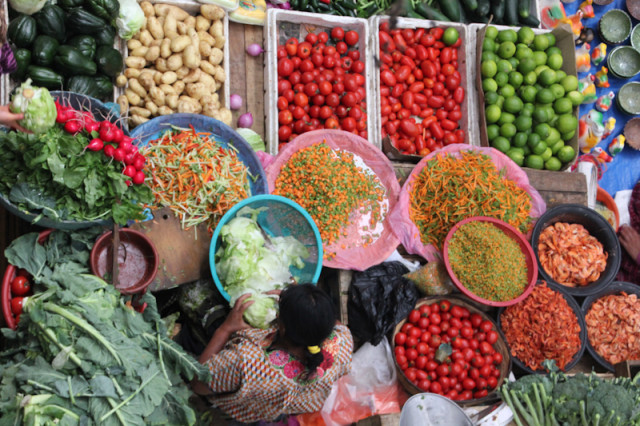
top-left (276, 28), bottom-right (367, 150)
top-left (378, 24), bottom-right (466, 156)
top-left (54, 101), bottom-right (147, 185)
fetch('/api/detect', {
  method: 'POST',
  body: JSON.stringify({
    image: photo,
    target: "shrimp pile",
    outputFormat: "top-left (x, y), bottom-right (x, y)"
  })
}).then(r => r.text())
top-left (585, 292), bottom-right (640, 365)
top-left (537, 222), bottom-right (607, 287)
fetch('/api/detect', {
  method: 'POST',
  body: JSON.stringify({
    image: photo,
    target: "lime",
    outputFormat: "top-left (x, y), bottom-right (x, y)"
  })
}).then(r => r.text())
top-left (495, 72), bottom-right (509, 87)
top-left (554, 97), bottom-right (573, 114)
top-left (498, 41), bottom-right (516, 59)
top-left (546, 127), bottom-right (561, 145)
top-left (525, 154), bottom-right (544, 169)
top-left (520, 85), bottom-right (537, 103)
top-left (523, 71), bottom-right (537, 85)
top-left (491, 136), bottom-right (511, 153)
top-left (485, 26), bottom-right (499, 40)
top-left (508, 57), bottom-right (519, 69)
top-left (555, 70), bottom-right (567, 81)
top-left (550, 83), bottom-right (565, 99)
top-left (557, 114), bottom-right (578, 134)
top-left (528, 133), bottom-right (541, 147)
top-left (515, 115), bottom-right (532, 131)
top-left (485, 91), bottom-right (500, 105)
top-left (533, 51), bottom-right (548, 66)
top-left (497, 112), bottom-right (515, 125)
top-left (498, 84), bottom-right (515, 98)
top-left (521, 107), bottom-right (532, 117)
top-left (561, 75), bottom-right (579, 92)
top-left (487, 123), bottom-right (500, 140)
top-left (497, 29), bottom-right (518, 43)
top-left (533, 34), bottom-right (549, 51)
top-left (545, 33), bottom-right (556, 46)
top-left (509, 71), bottom-right (524, 88)
top-left (522, 145), bottom-right (531, 156)
top-left (495, 95), bottom-right (505, 109)
top-left (513, 132), bottom-right (528, 147)
top-left (483, 38), bottom-right (496, 53)
top-left (481, 60), bottom-right (498, 78)
top-left (550, 140), bottom-right (565, 155)
top-left (546, 46), bottom-right (562, 57)
top-left (547, 53), bottom-right (563, 70)
top-left (536, 88), bottom-right (555, 104)
top-left (485, 104), bottom-right (502, 123)
top-left (540, 147), bottom-right (553, 161)
top-left (535, 65), bottom-right (550, 76)
top-left (562, 130), bottom-right (576, 141)
top-left (539, 68), bottom-right (556, 86)
top-left (517, 27), bottom-right (536, 45)
top-left (557, 145), bottom-right (576, 163)
top-left (504, 96), bottom-right (524, 113)
top-left (545, 157), bottom-right (562, 171)
top-left (500, 122), bottom-right (517, 138)
top-left (535, 123), bottom-right (551, 139)
top-left (567, 90), bottom-right (584, 106)
top-left (515, 45), bottom-right (533, 61)
top-left (522, 103), bottom-right (535, 116)
top-left (532, 140), bottom-right (548, 155)
top-left (548, 114), bottom-right (558, 128)
top-left (482, 78), bottom-right (498, 93)
top-left (482, 51), bottom-right (498, 62)
top-left (507, 148), bottom-right (525, 166)
top-left (533, 108), bottom-right (549, 123)
top-left (443, 27), bottom-right (459, 46)
top-left (518, 58), bottom-right (537, 74)
top-left (497, 59), bottom-right (513, 73)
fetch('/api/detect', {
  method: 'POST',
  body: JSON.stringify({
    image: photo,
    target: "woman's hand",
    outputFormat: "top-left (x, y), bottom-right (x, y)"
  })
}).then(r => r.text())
top-left (619, 225), bottom-right (640, 263)
top-left (0, 105), bottom-right (30, 133)
top-left (220, 293), bottom-right (254, 335)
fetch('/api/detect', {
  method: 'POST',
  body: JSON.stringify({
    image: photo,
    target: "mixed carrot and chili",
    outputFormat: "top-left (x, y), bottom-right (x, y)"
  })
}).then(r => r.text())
top-left (500, 282), bottom-right (582, 371)
top-left (141, 126), bottom-right (252, 232)
top-left (409, 150), bottom-right (532, 250)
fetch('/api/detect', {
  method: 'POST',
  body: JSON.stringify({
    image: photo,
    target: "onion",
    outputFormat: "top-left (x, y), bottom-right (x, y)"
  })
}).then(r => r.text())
top-left (246, 43), bottom-right (264, 56)
top-left (280, 2), bottom-right (291, 9)
top-left (229, 94), bottom-right (243, 110)
top-left (237, 112), bottom-right (253, 128)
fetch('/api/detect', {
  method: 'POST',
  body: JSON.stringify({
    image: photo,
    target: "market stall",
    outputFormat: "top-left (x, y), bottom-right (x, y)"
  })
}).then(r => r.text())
top-left (1, 0), bottom-right (639, 424)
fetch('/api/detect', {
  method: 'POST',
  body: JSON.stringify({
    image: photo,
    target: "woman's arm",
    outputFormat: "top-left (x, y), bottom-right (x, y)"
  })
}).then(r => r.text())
top-left (0, 105), bottom-right (29, 133)
top-left (619, 225), bottom-right (640, 264)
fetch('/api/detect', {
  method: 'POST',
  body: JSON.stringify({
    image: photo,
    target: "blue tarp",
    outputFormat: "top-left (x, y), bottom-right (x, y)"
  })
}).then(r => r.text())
top-left (562, 0), bottom-right (640, 197)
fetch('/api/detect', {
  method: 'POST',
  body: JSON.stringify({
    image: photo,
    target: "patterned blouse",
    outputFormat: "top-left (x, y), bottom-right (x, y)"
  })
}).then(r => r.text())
top-left (204, 324), bottom-right (353, 423)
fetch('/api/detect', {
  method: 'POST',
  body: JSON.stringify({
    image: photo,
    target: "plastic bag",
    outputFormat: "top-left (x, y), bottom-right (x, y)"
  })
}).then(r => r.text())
top-left (347, 261), bottom-right (419, 345)
top-left (404, 261), bottom-right (454, 296)
top-left (320, 338), bottom-right (409, 426)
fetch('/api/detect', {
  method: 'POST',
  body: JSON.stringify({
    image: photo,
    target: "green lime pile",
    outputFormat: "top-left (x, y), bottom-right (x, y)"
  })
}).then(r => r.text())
top-left (481, 26), bottom-right (578, 171)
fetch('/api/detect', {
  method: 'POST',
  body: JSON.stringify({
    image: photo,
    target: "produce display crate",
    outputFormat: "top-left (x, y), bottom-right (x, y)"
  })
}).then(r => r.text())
top-left (115, 0), bottom-right (231, 121)
top-left (264, 9), bottom-right (374, 155)
top-left (470, 23), bottom-right (579, 171)
top-left (368, 16), bottom-right (476, 161)
top-left (1, 0), bottom-right (8, 105)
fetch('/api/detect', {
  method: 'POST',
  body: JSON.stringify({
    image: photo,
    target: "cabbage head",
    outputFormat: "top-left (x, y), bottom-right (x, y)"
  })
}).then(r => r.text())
top-left (242, 293), bottom-right (277, 329)
top-left (115, 0), bottom-right (145, 40)
top-left (9, 79), bottom-right (56, 134)
top-left (8, 0), bottom-right (47, 15)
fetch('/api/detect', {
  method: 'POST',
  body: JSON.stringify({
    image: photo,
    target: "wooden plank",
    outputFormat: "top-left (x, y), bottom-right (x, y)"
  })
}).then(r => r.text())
top-left (243, 25), bottom-right (265, 140)
top-left (228, 22), bottom-right (246, 129)
top-left (525, 170), bottom-right (588, 208)
top-left (356, 413), bottom-right (401, 426)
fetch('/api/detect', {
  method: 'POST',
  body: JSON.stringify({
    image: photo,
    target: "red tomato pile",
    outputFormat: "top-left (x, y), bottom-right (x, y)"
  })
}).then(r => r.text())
top-left (55, 100), bottom-right (147, 185)
top-left (276, 27), bottom-right (367, 149)
top-left (394, 300), bottom-right (504, 401)
top-left (8, 270), bottom-right (32, 324)
top-left (378, 23), bottom-right (466, 156)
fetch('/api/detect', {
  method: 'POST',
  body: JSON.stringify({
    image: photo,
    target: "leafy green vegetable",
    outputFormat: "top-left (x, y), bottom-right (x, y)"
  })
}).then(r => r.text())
top-left (115, 0), bottom-right (144, 40)
top-left (215, 206), bottom-right (309, 328)
top-left (235, 128), bottom-right (265, 152)
top-left (0, 126), bottom-right (153, 224)
top-left (8, 0), bottom-right (47, 16)
top-left (9, 79), bottom-right (56, 134)
top-left (0, 229), bottom-right (209, 425)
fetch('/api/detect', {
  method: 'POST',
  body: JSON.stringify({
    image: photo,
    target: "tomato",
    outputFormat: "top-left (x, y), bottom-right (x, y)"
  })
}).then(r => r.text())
top-left (277, 58), bottom-right (294, 77)
top-left (469, 313), bottom-right (482, 329)
top-left (395, 346), bottom-right (406, 358)
top-left (343, 30), bottom-right (359, 46)
top-left (305, 32), bottom-right (318, 45)
top-left (11, 276), bottom-right (31, 296)
top-left (418, 316), bottom-right (429, 330)
top-left (406, 348), bottom-right (418, 361)
top-left (395, 331), bottom-right (407, 346)
top-left (348, 50), bottom-right (360, 61)
top-left (462, 377), bottom-right (476, 390)
top-left (400, 119), bottom-right (419, 137)
top-left (471, 355), bottom-right (486, 368)
top-left (319, 105), bottom-right (333, 120)
top-left (325, 93), bottom-right (340, 108)
top-left (428, 334), bottom-right (442, 348)
top-left (318, 31), bottom-right (329, 44)
top-left (408, 309), bottom-right (420, 324)
top-left (278, 125), bottom-right (292, 141)
top-left (428, 312), bottom-right (441, 325)
top-left (278, 79), bottom-right (292, 94)
top-left (480, 320), bottom-right (494, 333)
top-left (278, 110), bottom-right (293, 125)
top-left (292, 106), bottom-right (305, 120)
top-left (434, 364), bottom-right (449, 378)
top-left (325, 117), bottom-right (339, 129)
top-left (447, 327), bottom-right (459, 338)
top-left (453, 86), bottom-right (465, 104)
top-left (479, 341), bottom-right (493, 356)
top-left (430, 381), bottom-right (443, 395)
top-left (341, 92), bottom-right (358, 108)
top-left (331, 26), bottom-right (345, 41)
top-left (11, 297), bottom-right (24, 316)
top-left (493, 352), bottom-right (503, 365)
top-left (419, 304), bottom-right (431, 316)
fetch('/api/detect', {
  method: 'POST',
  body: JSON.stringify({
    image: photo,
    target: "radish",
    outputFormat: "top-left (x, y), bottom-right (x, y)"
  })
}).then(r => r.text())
top-left (111, 127), bottom-right (124, 144)
top-left (124, 152), bottom-right (136, 165)
top-left (104, 144), bottom-right (116, 158)
top-left (123, 165), bottom-right (136, 178)
top-left (64, 120), bottom-right (82, 134)
top-left (87, 138), bottom-right (104, 151)
top-left (119, 140), bottom-right (132, 154)
top-left (113, 147), bottom-right (126, 162)
top-left (99, 121), bottom-right (115, 142)
top-left (85, 120), bottom-right (100, 133)
top-left (132, 171), bottom-right (145, 185)
top-left (132, 154), bottom-right (146, 171)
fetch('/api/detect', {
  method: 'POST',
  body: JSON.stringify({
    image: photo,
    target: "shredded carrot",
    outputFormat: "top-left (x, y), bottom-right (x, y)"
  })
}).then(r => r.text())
top-left (141, 126), bottom-right (252, 232)
top-left (409, 151), bottom-right (533, 250)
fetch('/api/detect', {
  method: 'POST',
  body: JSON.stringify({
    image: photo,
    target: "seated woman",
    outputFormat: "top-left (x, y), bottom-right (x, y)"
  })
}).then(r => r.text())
top-left (192, 284), bottom-right (353, 423)
top-left (618, 179), bottom-right (640, 285)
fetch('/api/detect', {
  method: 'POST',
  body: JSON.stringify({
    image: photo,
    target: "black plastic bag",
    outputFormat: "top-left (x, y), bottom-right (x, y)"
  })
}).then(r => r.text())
top-left (347, 261), bottom-right (419, 345)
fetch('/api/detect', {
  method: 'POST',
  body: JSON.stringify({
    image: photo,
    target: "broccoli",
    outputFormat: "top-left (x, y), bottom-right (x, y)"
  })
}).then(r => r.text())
top-left (587, 381), bottom-right (637, 424)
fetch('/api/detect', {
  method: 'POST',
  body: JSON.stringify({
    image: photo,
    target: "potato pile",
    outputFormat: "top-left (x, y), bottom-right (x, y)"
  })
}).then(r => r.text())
top-left (116, 2), bottom-right (231, 127)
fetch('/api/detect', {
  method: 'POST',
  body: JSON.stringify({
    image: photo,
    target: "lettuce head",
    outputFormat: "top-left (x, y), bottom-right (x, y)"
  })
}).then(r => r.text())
top-left (9, 79), bottom-right (56, 134)
top-left (115, 0), bottom-right (145, 40)
top-left (241, 293), bottom-right (278, 329)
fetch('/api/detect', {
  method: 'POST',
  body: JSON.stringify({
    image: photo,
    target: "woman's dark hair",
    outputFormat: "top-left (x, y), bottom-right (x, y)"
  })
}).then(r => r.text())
top-left (279, 284), bottom-right (336, 372)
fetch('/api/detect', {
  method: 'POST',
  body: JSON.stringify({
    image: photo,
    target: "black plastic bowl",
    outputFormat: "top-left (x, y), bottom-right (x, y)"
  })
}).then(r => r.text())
top-left (530, 204), bottom-right (621, 297)
top-left (498, 281), bottom-right (587, 374)
top-left (0, 92), bottom-right (121, 230)
top-left (581, 281), bottom-right (640, 372)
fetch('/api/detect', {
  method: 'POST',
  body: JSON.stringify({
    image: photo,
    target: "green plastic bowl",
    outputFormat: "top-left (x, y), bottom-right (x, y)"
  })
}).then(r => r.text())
top-left (599, 9), bottom-right (632, 44)
top-left (617, 82), bottom-right (640, 115)
top-left (607, 46), bottom-right (640, 78)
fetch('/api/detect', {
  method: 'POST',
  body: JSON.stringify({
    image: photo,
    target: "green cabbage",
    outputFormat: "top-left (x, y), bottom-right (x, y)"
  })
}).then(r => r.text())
top-left (235, 128), bottom-right (266, 152)
top-left (9, 79), bottom-right (56, 134)
top-left (115, 0), bottom-right (145, 40)
top-left (216, 206), bottom-right (309, 329)
top-left (8, 0), bottom-right (47, 15)
top-left (243, 294), bottom-right (278, 330)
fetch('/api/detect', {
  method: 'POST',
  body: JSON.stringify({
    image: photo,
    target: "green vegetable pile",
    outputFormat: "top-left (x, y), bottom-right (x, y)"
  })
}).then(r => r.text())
top-left (500, 360), bottom-right (640, 426)
top-left (0, 229), bottom-right (209, 425)
top-left (9, 79), bottom-right (56, 134)
top-left (0, 126), bottom-right (152, 225)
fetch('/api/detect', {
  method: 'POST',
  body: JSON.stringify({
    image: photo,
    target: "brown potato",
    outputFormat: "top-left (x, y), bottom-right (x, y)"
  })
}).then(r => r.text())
top-left (200, 4), bottom-right (225, 21)
top-left (145, 45), bottom-right (160, 62)
top-left (183, 45), bottom-right (200, 69)
top-left (125, 56), bottom-right (146, 69)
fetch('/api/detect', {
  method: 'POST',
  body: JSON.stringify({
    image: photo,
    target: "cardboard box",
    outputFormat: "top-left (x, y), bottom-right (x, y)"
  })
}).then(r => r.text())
top-left (473, 23), bottom-right (579, 171)
top-left (263, 9), bottom-right (373, 155)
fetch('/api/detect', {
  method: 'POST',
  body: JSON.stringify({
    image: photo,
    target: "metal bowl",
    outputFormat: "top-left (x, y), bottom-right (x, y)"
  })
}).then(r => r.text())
top-left (607, 46), bottom-right (640, 78)
top-left (599, 9), bottom-right (632, 45)
top-left (617, 82), bottom-right (640, 115)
